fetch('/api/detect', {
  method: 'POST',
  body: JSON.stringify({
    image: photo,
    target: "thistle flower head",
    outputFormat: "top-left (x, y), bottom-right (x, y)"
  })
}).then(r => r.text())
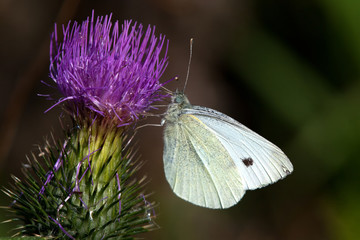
top-left (50, 12), bottom-right (169, 125)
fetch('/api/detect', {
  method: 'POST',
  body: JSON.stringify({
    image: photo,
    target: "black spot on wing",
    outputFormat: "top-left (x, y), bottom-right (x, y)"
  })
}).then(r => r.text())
top-left (242, 158), bottom-right (254, 167)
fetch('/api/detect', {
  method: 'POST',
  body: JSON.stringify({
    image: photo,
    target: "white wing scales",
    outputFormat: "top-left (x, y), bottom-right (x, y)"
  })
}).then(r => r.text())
top-left (162, 92), bottom-right (293, 209)
top-left (163, 114), bottom-right (245, 209)
top-left (185, 106), bottom-right (293, 191)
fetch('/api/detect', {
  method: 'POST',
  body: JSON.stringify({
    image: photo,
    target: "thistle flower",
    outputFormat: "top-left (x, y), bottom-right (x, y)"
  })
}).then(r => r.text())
top-left (4, 11), bottom-right (169, 239)
top-left (49, 12), bottom-right (169, 126)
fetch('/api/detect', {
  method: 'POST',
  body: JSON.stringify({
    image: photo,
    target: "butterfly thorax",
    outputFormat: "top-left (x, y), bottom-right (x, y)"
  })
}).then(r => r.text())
top-left (163, 91), bottom-right (191, 124)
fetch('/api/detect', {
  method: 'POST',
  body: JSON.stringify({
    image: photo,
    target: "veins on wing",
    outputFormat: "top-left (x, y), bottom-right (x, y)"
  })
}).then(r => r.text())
top-left (181, 123), bottom-right (224, 208)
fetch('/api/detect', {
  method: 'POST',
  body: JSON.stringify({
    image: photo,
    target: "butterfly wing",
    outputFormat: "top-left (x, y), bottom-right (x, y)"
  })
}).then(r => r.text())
top-left (185, 106), bottom-right (293, 191)
top-left (163, 113), bottom-right (245, 209)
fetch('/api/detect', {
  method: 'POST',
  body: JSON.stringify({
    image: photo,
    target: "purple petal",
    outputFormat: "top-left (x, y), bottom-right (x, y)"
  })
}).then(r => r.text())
top-left (49, 11), bottom-right (169, 125)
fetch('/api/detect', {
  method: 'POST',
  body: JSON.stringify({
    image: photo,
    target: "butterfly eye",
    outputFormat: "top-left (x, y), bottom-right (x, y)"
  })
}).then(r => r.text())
top-left (175, 95), bottom-right (183, 104)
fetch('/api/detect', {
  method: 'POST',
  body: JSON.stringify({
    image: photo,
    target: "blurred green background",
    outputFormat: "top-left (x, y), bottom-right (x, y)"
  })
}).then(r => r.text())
top-left (1, 0), bottom-right (360, 239)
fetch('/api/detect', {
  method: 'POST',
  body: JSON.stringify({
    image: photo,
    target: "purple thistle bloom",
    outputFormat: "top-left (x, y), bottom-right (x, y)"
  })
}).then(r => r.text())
top-left (49, 11), bottom-right (169, 125)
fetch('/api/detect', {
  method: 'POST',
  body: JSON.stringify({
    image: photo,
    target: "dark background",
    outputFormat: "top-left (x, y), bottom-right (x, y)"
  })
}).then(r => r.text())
top-left (1, 0), bottom-right (360, 239)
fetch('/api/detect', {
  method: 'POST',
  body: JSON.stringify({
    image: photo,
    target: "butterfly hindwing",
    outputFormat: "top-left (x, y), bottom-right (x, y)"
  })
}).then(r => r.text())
top-left (163, 113), bottom-right (245, 209)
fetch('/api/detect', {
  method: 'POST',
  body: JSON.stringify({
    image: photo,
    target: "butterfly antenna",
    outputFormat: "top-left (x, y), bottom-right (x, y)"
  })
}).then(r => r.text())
top-left (183, 38), bottom-right (194, 93)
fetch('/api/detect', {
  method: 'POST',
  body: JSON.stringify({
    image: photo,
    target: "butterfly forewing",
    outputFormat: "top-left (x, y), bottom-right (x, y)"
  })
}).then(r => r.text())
top-left (184, 106), bottom-right (293, 190)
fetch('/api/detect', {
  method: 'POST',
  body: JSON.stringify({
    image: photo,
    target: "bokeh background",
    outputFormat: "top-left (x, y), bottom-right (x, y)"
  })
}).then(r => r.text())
top-left (1, 0), bottom-right (360, 239)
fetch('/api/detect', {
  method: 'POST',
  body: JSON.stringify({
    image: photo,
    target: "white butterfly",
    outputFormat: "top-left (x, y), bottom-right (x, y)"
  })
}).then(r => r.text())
top-left (161, 91), bottom-right (293, 209)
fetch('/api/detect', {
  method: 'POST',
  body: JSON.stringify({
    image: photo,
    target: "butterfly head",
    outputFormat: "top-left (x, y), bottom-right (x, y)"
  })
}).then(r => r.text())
top-left (162, 90), bottom-right (191, 124)
top-left (172, 90), bottom-right (191, 106)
